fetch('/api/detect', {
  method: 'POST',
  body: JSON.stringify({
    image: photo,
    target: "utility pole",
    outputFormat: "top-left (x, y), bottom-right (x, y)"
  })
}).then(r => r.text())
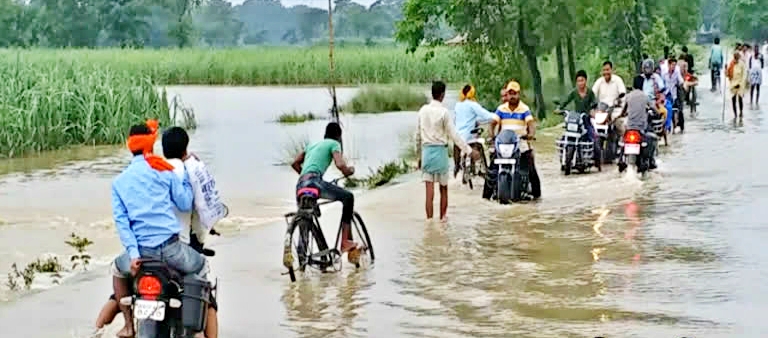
top-left (327, 0), bottom-right (342, 150)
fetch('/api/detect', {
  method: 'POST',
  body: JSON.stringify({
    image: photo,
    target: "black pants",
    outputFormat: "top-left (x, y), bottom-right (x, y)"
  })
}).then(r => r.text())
top-left (296, 174), bottom-right (354, 225)
top-left (520, 150), bottom-right (541, 198)
top-left (732, 95), bottom-right (744, 116)
top-left (711, 64), bottom-right (721, 88)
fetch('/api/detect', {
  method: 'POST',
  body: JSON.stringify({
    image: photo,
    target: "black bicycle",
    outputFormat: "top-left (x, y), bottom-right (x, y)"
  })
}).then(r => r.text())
top-left (461, 127), bottom-right (489, 190)
top-left (282, 177), bottom-right (374, 282)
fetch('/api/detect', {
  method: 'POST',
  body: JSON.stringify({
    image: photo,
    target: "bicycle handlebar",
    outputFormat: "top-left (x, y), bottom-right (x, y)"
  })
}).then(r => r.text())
top-left (329, 176), bottom-right (348, 186)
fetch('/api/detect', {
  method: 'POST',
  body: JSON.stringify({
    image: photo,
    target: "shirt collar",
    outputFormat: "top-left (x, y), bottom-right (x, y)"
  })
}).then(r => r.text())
top-left (131, 155), bottom-right (146, 164)
top-left (429, 99), bottom-right (443, 106)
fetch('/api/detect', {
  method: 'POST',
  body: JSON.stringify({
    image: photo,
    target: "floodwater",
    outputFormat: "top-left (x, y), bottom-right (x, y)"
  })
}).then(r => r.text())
top-left (0, 75), bottom-right (766, 338)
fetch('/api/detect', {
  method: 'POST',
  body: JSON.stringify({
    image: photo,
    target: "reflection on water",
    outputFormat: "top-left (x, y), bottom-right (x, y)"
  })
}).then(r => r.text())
top-left (282, 270), bottom-right (372, 338)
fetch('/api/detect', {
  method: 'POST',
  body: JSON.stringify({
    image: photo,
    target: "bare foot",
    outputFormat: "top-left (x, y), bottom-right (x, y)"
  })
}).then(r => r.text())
top-left (340, 240), bottom-right (359, 253)
top-left (439, 217), bottom-right (448, 224)
top-left (117, 326), bottom-right (134, 338)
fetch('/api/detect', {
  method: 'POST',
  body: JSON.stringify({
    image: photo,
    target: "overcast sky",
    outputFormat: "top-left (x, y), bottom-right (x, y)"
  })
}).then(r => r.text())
top-left (226, 0), bottom-right (377, 9)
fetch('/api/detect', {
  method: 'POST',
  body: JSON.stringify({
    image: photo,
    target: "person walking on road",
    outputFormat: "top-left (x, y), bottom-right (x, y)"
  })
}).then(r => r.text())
top-left (727, 51), bottom-right (748, 118)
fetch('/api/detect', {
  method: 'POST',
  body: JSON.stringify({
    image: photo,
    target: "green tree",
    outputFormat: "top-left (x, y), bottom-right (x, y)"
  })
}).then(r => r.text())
top-left (725, 0), bottom-right (768, 41)
top-left (98, 0), bottom-right (151, 47)
top-left (194, 0), bottom-right (243, 46)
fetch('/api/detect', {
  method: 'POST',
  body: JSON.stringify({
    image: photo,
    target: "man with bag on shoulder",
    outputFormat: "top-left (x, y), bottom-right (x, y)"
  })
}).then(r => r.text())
top-left (727, 51), bottom-right (748, 118)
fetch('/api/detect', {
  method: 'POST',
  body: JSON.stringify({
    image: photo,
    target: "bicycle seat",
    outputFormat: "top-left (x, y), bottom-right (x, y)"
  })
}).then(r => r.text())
top-left (296, 187), bottom-right (320, 213)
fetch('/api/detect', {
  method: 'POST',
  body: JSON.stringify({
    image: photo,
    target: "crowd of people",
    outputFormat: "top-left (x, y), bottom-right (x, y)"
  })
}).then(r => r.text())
top-left (94, 37), bottom-right (766, 337)
top-left (414, 38), bottom-right (768, 220)
top-left (720, 40), bottom-right (765, 117)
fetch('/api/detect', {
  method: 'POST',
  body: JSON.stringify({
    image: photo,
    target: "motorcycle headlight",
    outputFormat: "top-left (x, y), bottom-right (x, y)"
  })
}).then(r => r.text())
top-left (497, 144), bottom-right (515, 158)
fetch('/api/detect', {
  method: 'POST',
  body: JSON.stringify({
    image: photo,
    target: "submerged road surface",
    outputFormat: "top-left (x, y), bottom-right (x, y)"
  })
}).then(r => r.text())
top-left (1, 77), bottom-right (768, 338)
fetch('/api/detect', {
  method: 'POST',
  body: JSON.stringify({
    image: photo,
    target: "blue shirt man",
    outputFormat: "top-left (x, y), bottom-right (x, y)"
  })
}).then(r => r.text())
top-left (454, 85), bottom-right (497, 142)
top-left (112, 155), bottom-right (194, 259)
top-left (110, 122), bottom-right (208, 338)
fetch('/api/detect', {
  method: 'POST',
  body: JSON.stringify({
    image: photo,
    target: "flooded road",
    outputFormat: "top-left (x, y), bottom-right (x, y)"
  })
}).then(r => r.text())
top-left (0, 77), bottom-right (766, 337)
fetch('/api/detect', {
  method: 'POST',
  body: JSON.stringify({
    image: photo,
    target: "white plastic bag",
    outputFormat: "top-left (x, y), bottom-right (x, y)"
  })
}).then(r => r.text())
top-left (185, 157), bottom-right (227, 231)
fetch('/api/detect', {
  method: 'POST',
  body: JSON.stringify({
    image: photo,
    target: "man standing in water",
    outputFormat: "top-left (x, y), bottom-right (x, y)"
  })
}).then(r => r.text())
top-left (416, 81), bottom-right (475, 222)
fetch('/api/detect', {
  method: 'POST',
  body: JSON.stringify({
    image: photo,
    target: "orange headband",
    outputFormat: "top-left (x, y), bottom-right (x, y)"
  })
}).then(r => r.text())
top-left (127, 119), bottom-right (174, 171)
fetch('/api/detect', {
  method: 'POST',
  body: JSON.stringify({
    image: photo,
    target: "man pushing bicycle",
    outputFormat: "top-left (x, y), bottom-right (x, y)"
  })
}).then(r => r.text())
top-left (288, 122), bottom-right (359, 264)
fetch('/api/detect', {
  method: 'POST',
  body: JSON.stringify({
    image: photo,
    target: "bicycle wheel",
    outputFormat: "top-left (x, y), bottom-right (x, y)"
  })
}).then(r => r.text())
top-left (350, 212), bottom-right (375, 268)
top-left (462, 156), bottom-right (473, 189)
top-left (286, 215), bottom-right (312, 282)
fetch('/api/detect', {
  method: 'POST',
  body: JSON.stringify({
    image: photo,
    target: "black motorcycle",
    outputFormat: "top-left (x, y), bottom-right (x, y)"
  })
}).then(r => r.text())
top-left (555, 109), bottom-right (597, 175)
top-left (593, 93), bottom-right (626, 163)
top-left (119, 246), bottom-right (217, 338)
top-left (617, 108), bottom-right (663, 176)
top-left (482, 130), bottom-right (538, 204)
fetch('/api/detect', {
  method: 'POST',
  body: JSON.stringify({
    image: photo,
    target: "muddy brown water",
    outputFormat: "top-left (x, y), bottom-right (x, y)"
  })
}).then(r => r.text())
top-left (0, 78), bottom-right (765, 337)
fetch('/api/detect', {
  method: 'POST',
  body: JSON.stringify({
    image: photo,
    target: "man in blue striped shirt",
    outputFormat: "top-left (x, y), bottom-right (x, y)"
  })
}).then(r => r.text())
top-left (109, 121), bottom-right (207, 338)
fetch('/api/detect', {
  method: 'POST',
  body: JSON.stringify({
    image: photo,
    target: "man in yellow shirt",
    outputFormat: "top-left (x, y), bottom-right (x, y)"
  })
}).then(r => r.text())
top-left (488, 81), bottom-right (541, 199)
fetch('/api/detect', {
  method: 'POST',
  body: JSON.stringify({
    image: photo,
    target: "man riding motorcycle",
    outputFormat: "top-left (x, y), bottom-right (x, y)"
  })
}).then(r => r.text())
top-left (110, 120), bottom-right (210, 338)
top-left (641, 59), bottom-right (666, 103)
top-left (558, 69), bottom-right (601, 169)
top-left (621, 76), bottom-right (660, 170)
top-left (488, 80), bottom-right (541, 199)
top-left (591, 61), bottom-right (627, 162)
top-left (96, 127), bottom-right (220, 338)
top-left (661, 57), bottom-right (684, 132)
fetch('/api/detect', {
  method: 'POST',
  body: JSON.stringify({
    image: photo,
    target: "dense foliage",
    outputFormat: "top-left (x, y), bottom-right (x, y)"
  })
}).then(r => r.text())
top-left (396, 0), bottom-right (704, 118)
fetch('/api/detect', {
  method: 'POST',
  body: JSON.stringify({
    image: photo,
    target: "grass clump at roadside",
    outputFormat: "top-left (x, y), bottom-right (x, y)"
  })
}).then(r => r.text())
top-left (0, 47), bottom-right (463, 86)
top-left (342, 86), bottom-right (428, 114)
top-left (276, 135), bottom-right (310, 166)
top-left (276, 135), bottom-right (413, 189)
top-left (0, 61), bottom-right (195, 158)
top-left (343, 160), bottom-right (411, 189)
top-left (277, 110), bottom-right (317, 124)
top-left (5, 233), bottom-right (93, 291)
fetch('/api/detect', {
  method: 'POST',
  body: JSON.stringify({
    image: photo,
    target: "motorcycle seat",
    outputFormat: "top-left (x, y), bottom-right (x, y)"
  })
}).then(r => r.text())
top-left (138, 259), bottom-right (183, 282)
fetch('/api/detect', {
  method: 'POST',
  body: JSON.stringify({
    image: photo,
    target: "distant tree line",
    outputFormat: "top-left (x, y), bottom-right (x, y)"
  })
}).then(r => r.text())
top-left (0, 0), bottom-right (421, 48)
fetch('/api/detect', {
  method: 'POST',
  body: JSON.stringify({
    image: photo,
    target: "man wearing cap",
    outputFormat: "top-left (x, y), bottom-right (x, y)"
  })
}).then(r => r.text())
top-left (488, 81), bottom-right (542, 199)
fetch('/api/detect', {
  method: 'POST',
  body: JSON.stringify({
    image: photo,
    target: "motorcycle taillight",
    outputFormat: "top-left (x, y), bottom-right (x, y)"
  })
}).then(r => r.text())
top-left (624, 130), bottom-right (641, 144)
top-left (137, 275), bottom-right (162, 300)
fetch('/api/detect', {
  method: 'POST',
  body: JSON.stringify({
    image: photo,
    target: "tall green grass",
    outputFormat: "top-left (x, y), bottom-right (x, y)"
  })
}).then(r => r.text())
top-left (342, 86), bottom-right (428, 113)
top-left (0, 62), bottom-right (176, 158)
top-left (0, 47), bottom-right (463, 86)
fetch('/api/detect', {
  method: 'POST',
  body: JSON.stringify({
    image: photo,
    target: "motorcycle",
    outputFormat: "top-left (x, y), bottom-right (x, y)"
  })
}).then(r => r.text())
top-left (617, 108), bottom-right (663, 176)
top-left (482, 130), bottom-right (537, 204)
top-left (119, 251), bottom-right (216, 338)
top-left (593, 93), bottom-right (626, 164)
top-left (461, 127), bottom-right (489, 189)
top-left (554, 109), bottom-right (596, 175)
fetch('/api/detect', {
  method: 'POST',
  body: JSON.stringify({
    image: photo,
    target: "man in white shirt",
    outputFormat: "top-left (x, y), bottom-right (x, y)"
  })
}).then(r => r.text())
top-left (592, 61), bottom-right (627, 137)
top-left (416, 81), bottom-right (475, 222)
top-left (592, 61), bottom-right (627, 107)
